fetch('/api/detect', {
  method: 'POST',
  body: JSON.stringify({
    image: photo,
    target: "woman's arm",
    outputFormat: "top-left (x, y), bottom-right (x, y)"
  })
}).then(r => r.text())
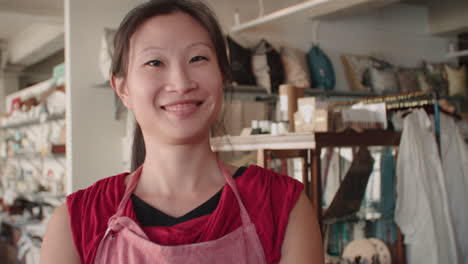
top-left (280, 192), bottom-right (324, 264)
top-left (40, 204), bottom-right (81, 264)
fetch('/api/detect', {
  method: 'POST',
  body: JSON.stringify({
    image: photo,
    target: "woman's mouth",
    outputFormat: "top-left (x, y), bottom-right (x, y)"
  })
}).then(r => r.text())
top-left (161, 101), bottom-right (204, 116)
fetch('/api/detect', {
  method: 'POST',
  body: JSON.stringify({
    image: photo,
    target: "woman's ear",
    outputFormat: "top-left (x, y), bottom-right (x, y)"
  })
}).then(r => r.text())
top-left (111, 74), bottom-right (132, 109)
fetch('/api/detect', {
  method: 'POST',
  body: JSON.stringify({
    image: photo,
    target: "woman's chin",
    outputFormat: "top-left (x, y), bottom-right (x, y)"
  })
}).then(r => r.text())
top-left (161, 126), bottom-right (211, 146)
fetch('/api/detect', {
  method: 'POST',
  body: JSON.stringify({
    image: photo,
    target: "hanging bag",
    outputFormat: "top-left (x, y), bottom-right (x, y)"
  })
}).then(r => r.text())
top-left (307, 45), bottom-right (335, 90)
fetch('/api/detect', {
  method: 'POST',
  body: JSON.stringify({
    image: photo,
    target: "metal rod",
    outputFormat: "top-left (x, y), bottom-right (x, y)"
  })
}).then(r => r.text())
top-left (433, 92), bottom-right (442, 157)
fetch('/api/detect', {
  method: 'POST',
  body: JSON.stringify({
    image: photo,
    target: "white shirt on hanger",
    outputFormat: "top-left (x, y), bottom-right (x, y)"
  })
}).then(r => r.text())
top-left (395, 109), bottom-right (459, 264)
top-left (440, 113), bottom-right (468, 264)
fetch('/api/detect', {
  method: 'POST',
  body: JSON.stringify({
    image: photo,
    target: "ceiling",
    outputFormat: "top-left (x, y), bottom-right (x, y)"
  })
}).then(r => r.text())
top-left (0, 0), bottom-right (63, 40)
top-left (404, 0), bottom-right (431, 5)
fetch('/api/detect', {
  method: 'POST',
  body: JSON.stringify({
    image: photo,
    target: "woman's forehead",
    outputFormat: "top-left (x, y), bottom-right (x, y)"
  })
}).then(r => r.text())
top-left (130, 12), bottom-right (213, 54)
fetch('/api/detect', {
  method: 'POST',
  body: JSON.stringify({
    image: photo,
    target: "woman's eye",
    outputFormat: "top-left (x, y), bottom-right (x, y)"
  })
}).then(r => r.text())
top-left (190, 56), bottom-right (208, 63)
top-left (146, 60), bottom-right (163, 67)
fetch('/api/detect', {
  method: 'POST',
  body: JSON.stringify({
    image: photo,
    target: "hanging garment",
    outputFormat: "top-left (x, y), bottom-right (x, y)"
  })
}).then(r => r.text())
top-left (379, 148), bottom-right (396, 218)
top-left (440, 113), bottom-right (468, 264)
top-left (395, 109), bottom-right (459, 264)
top-left (93, 161), bottom-right (266, 263)
top-left (322, 149), bottom-right (340, 208)
top-left (323, 147), bottom-right (374, 220)
top-left (366, 148), bottom-right (398, 246)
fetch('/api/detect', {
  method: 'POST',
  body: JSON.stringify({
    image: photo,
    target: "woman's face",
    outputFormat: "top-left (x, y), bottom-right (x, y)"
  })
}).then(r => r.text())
top-left (116, 12), bottom-right (223, 145)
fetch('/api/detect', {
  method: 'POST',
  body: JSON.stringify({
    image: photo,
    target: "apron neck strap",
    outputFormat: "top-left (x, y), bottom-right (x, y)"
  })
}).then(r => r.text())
top-left (115, 161), bottom-right (252, 225)
top-left (115, 165), bottom-right (143, 217)
top-left (216, 160), bottom-right (251, 225)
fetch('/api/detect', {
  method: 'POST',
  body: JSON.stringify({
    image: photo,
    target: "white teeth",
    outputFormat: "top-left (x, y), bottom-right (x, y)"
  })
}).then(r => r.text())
top-left (164, 103), bottom-right (197, 111)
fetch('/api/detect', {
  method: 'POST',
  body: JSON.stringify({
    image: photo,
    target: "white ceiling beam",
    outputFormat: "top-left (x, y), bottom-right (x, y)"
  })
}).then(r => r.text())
top-left (230, 0), bottom-right (401, 33)
top-left (8, 24), bottom-right (64, 66)
top-left (427, 0), bottom-right (468, 35)
top-left (308, 0), bottom-right (401, 20)
top-left (0, 10), bottom-right (63, 25)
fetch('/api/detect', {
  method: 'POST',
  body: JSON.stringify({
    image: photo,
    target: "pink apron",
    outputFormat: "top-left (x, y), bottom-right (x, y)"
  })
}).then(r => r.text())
top-left (94, 161), bottom-right (267, 263)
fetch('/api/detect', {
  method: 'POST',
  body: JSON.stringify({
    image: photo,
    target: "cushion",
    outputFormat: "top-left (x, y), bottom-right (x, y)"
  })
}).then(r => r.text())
top-left (421, 61), bottom-right (449, 96)
top-left (252, 40), bottom-right (285, 94)
top-left (445, 64), bottom-right (467, 96)
top-left (280, 45), bottom-right (310, 89)
top-left (396, 68), bottom-right (420, 93)
top-left (226, 36), bottom-right (256, 85)
top-left (341, 54), bottom-right (374, 92)
top-left (369, 67), bottom-right (399, 94)
top-left (99, 28), bottom-right (117, 81)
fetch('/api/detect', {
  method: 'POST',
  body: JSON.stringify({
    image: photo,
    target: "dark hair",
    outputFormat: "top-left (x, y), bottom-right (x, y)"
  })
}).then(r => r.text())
top-left (111, 0), bottom-right (230, 171)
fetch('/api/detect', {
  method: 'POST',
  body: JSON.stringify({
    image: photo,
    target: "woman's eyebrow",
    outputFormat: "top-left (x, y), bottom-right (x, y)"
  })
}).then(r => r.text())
top-left (137, 46), bottom-right (166, 56)
top-left (136, 42), bottom-right (213, 57)
top-left (186, 42), bottom-right (213, 50)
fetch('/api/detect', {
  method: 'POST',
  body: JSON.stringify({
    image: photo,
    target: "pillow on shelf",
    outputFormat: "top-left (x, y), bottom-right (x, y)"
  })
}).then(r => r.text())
top-left (396, 68), bottom-right (420, 93)
top-left (369, 67), bottom-right (399, 95)
top-left (226, 36), bottom-right (256, 86)
top-left (421, 61), bottom-right (449, 96)
top-left (417, 71), bottom-right (433, 92)
top-left (341, 54), bottom-right (375, 92)
top-left (99, 28), bottom-right (117, 82)
top-left (280, 45), bottom-right (310, 89)
top-left (445, 64), bottom-right (467, 96)
top-left (361, 58), bottom-right (393, 88)
top-left (252, 39), bottom-right (284, 94)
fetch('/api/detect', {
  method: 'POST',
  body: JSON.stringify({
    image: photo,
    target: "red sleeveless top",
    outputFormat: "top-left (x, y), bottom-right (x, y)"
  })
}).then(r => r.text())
top-left (67, 165), bottom-right (303, 264)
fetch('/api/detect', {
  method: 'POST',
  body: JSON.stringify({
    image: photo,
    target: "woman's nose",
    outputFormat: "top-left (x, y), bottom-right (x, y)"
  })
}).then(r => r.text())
top-left (165, 65), bottom-right (197, 94)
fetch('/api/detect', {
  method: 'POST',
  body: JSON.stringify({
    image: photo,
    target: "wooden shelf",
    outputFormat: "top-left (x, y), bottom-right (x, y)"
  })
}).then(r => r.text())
top-left (315, 130), bottom-right (401, 148)
top-left (447, 49), bottom-right (468, 58)
top-left (210, 133), bottom-right (315, 152)
top-left (0, 113), bottom-right (65, 130)
top-left (1, 145), bottom-right (66, 160)
top-left (229, 85), bottom-right (377, 98)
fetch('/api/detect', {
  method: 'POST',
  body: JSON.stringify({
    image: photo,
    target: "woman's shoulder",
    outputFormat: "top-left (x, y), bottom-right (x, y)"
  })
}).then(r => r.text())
top-left (67, 172), bottom-right (128, 206)
top-left (238, 165), bottom-right (304, 192)
top-left (65, 172), bottom-right (129, 263)
top-left (236, 165), bottom-right (305, 263)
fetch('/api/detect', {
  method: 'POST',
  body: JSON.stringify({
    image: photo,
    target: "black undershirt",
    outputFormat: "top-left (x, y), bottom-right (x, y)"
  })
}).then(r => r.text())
top-left (131, 167), bottom-right (247, 227)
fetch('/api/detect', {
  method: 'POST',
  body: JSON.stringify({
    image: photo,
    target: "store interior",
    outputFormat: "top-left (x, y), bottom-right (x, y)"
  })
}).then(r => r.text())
top-left (0, 0), bottom-right (467, 263)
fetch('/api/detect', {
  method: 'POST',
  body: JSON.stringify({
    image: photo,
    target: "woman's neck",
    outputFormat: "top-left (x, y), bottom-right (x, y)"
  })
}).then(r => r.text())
top-left (135, 135), bottom-right (223, 197)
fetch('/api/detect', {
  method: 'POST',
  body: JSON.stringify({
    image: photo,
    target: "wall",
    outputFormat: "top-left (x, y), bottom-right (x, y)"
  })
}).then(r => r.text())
top-left (8, 23), bottom-right (64, 66)
top-left (206, 0), bottom-right (453, 91)
top-left (65, 0), bottom-right (136, 192)
top-left (427, 0), bottom-right (468, 35)
top-left (0, 70), bottom-right (20, 114)
top-left (64, 0), bottom-right (454, 192)
top-left (19, 49), bottom-right (64, 89)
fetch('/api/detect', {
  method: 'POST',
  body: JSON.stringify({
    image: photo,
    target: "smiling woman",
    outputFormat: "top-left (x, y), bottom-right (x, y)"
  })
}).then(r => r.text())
top-left (39, 1), bottom-right (323, 264)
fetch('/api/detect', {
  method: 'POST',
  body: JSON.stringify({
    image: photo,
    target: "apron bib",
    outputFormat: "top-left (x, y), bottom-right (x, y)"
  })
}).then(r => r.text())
top-left (94, 161), bottom-right (267, 264)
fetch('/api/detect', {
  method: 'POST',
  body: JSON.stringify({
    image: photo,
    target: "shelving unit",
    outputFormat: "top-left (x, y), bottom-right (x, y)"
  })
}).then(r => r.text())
top-left (1, 145), bottom-right (66, 161)
top-left (447, 49), bottom-right (468, 58)
top-left (211, 132), bottom-right (315, 206)
top-left (229, 85), bottom-right (378, 98)
top-left (210, 133), bottom-right (315, 151)
top-left (0, 113), bottom-right (65, 130)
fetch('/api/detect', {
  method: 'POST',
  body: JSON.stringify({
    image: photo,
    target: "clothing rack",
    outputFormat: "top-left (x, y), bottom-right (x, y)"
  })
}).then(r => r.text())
top-left (328, 91), bottom-right (445, 155)
top-left (313, 91), bottom-right (464, 264)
